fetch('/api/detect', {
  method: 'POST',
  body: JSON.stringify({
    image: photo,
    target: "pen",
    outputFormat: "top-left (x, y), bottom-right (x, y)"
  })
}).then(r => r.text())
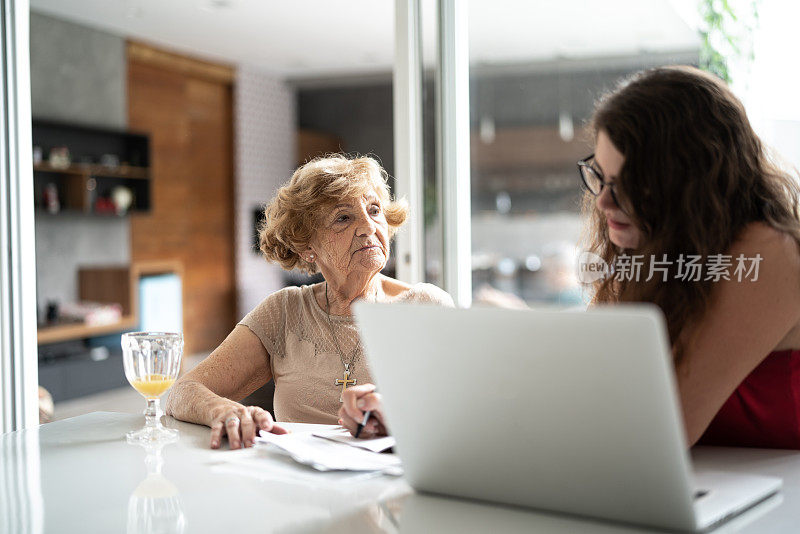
top-left (354, 410), bottom-right (371, 438)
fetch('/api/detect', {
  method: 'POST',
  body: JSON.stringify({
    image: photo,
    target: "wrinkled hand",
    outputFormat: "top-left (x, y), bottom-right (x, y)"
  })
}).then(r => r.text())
top-left (338, 384), bottom-right (388, 438)
top-left (210, 405), bottom-right (288, 449)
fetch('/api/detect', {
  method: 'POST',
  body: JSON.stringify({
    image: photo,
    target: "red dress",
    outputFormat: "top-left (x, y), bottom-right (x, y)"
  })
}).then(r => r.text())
top-left (698, 349), bottom-right (800, 449)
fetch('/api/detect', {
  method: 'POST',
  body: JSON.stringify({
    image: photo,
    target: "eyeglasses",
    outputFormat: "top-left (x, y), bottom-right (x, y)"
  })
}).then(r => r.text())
top-left (577, 154), bottom-right (627, 213)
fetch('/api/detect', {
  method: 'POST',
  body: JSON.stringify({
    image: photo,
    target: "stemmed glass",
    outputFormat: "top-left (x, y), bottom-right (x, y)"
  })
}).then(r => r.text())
top-left (122, 332), bottom-right (183, 444)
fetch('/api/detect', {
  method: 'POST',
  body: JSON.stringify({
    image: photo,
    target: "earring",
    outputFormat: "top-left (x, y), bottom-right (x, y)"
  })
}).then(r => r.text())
top-left (308, 254), bottom-right (316, 262)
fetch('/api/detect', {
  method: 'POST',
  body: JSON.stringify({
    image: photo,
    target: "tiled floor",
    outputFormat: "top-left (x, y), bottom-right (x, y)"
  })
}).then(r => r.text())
top-left (52, 352), bottom-right (208, 421)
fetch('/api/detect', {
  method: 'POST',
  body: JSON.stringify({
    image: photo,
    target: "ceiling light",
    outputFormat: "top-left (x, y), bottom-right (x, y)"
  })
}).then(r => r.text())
top-left (479, 115), bottom-right (496, 144)
top-left (558, 111), bottom-right (574, 142)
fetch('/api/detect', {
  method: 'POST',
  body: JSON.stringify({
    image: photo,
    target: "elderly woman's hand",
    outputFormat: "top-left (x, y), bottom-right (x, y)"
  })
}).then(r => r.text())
top-left (338, 384), bottom-right (388, 438)
top-left (209, 404), bottom-right (288, 449)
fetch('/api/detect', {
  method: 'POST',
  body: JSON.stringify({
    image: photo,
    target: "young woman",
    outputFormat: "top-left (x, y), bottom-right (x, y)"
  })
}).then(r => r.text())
top-left (578, 66), bottom-right (800, 448)
top-left (341, 66), bottom-right (800, 449)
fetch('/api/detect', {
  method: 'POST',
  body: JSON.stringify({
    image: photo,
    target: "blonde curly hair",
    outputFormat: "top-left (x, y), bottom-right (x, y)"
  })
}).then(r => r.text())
top-left (259, 155), bottom-right (408, 274)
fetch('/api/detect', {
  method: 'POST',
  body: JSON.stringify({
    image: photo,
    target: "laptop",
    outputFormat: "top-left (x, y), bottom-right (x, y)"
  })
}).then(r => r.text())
top-left (353, 303), bottom-right (782, 532)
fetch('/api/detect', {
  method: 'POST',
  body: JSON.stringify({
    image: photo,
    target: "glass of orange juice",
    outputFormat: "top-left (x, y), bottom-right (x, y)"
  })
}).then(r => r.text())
top-left (122, 332), bottom-right (183, 444)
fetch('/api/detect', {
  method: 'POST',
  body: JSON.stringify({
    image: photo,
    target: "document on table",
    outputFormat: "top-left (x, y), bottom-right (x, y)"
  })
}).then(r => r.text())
top-left (312, 428), bottom-right (396, 453)
top-left (255, 429), bottom-right (402, 475)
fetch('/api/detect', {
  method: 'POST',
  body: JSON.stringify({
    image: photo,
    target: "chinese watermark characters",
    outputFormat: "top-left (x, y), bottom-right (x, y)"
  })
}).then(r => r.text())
top-left (577, 253), bottom-right (762, 284)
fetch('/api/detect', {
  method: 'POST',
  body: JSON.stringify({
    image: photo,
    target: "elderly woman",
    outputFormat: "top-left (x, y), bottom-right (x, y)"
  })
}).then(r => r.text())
top-left (166, 155), bottom-right (452, 449)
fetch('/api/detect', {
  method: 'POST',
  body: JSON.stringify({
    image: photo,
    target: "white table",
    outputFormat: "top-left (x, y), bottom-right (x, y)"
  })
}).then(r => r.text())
top-left (2, 412), bottom-right (799, 533)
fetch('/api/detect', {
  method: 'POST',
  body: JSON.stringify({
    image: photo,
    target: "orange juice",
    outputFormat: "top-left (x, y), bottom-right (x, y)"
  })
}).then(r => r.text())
top-left (130, 374), bottom-right (175, 398)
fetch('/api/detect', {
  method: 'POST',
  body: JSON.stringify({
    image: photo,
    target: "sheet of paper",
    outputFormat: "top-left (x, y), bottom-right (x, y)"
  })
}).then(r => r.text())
top-left (256, 429), bottom-right (402, 475)
top-left (312, 428), bottom-right (396, 453)
top-left (278, 422), bottom-right (339, 435)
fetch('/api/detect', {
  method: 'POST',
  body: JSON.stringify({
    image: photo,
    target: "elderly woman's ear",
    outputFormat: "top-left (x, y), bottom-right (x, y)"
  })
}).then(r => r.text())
top-left (301, 247), bottom-right (317, 264)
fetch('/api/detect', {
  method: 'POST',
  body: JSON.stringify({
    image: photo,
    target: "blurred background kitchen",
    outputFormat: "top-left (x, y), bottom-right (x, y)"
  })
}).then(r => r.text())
top-left (30, 0), bottom-right (799, 420)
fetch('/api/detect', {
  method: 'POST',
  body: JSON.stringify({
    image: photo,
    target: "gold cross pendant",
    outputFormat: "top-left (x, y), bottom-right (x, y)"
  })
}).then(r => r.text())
top-left (335, 370), bottom-right (357, 402)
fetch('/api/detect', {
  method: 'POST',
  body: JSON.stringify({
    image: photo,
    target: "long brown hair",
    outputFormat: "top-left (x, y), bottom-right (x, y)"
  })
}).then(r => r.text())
top-left (582, 65), bottom-right (800, 360)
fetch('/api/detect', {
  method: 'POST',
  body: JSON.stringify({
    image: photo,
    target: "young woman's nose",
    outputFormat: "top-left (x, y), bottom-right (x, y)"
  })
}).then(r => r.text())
top-left (595, 185), bottom-right (617, 212)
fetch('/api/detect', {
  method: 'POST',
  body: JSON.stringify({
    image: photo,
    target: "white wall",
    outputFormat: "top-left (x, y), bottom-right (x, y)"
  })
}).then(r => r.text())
top-left (35, 213), bottom-right (128, 310)
top-left (673, 0), bottom-right (800, 173)
top-left (736, 1), bottom-right (800, 173)
top-left (234, 67), bottom-right (297, 318)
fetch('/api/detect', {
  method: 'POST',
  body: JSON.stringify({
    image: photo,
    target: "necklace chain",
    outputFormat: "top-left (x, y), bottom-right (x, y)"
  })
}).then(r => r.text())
top-left (325, 282), bottom-right (363, 373)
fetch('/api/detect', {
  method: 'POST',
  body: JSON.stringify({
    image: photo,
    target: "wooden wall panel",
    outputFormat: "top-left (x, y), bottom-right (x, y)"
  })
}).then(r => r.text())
top-left (127, 45), bottom-right (236, 355)
top-left (297, 129), bottom-right (343, 166)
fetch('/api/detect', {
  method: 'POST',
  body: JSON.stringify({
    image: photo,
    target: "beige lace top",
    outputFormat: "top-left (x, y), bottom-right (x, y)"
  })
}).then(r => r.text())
top-left (238, 281), bottom-right (454, 424)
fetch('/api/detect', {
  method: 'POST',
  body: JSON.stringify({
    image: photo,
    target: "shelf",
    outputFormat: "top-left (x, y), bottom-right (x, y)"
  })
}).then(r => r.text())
top-left (35, 208), bottom-right (129, 217)
top-left (37, 316), bottom-right (138, 345)
top-left (33, 165), bottom-right (151, 214)
top-left (32, 119), bottom-right (152, 214)
top-left (34, 162), bottom-right (149, 180)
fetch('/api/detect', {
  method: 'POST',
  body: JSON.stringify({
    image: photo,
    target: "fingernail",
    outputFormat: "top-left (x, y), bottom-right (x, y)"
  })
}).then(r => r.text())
top-left (357, 400), bottom-right (366, 409)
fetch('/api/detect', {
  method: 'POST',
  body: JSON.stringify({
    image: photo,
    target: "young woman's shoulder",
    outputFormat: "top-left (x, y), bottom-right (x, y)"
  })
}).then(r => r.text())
top-left (723, 223), bottom-right (800, 321)
top-left (732, 222), bottom-right (800, 269)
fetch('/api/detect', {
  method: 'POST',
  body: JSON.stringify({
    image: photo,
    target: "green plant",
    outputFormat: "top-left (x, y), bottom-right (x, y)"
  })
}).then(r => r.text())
top-left (698, 0), bottom-right (759, 84)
